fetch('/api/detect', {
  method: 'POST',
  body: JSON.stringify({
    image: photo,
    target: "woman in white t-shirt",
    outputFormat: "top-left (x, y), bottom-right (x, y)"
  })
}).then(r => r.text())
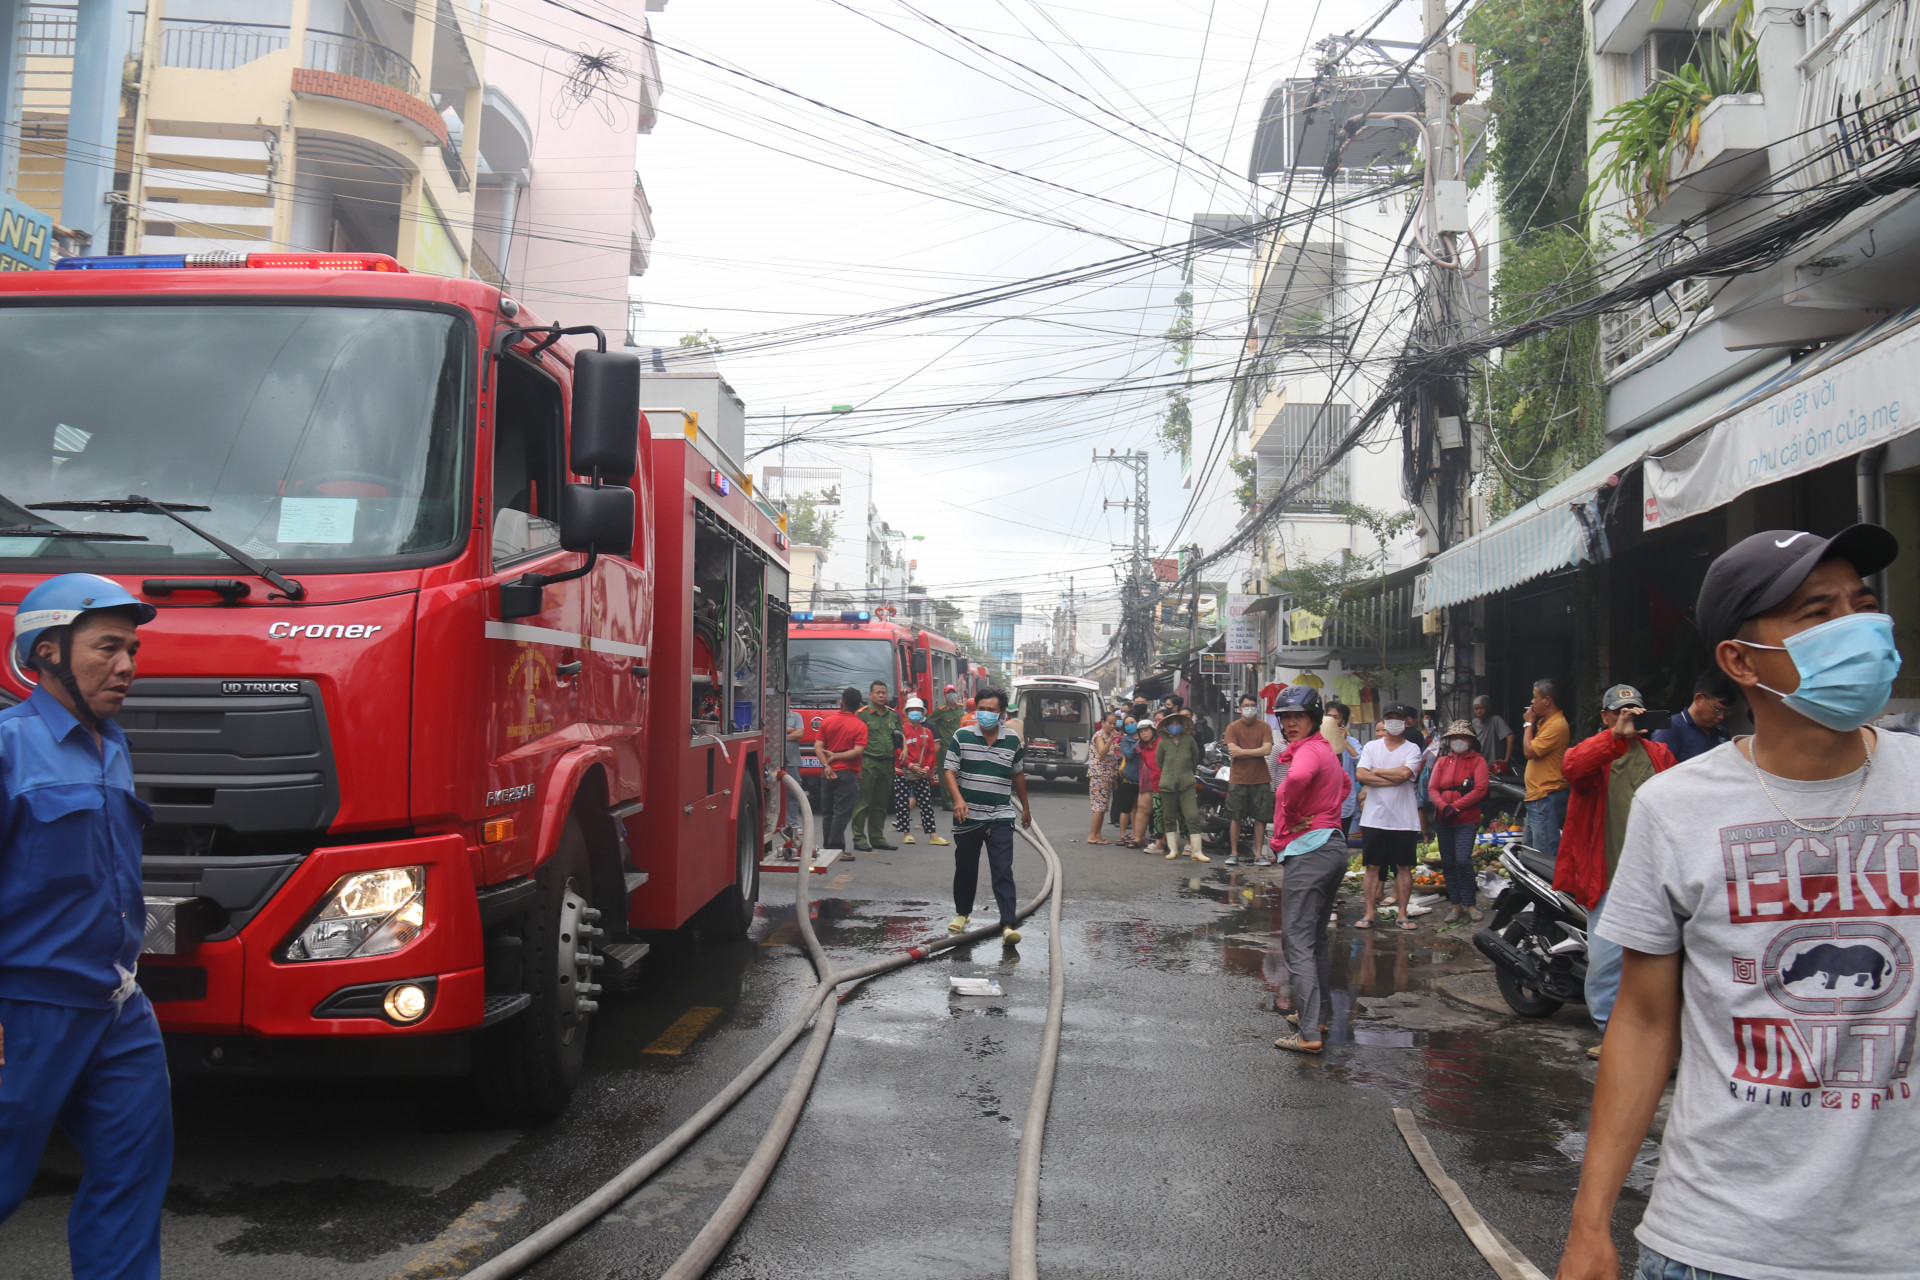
top-left (1355, 701), bottom-right (1423, 931)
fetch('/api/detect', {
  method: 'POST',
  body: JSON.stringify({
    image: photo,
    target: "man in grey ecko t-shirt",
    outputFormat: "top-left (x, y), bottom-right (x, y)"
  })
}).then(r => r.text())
top-left (1556, 523), bottom-right (1916, 1280)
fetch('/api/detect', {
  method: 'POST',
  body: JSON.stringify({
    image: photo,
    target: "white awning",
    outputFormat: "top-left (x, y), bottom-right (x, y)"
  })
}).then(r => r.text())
top-left (1644, 305), bottom-right (1920, 528)
top-left (1425, 359), bottom-right (1786, 610)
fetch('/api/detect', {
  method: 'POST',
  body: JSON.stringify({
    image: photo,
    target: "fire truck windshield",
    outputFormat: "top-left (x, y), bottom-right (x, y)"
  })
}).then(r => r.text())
top-left (0, 304), bottom-right (468, 566)
top-left (787, 637), bottom-right (894, 701)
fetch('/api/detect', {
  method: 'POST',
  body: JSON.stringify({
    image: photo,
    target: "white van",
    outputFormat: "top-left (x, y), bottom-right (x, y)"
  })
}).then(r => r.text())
top-left (1010, 675), bottom-right (1105, 783)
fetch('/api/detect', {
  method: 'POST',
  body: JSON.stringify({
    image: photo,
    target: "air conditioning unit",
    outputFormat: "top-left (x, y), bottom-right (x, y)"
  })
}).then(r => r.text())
top-left (1641, 31), bottom-right (1700, 88)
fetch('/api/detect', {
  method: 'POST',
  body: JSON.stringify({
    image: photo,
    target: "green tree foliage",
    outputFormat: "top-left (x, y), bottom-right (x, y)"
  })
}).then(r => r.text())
top-left (678, 328), bottom-right (723, 352)
top-left (784, 492), bottom-right (837, 553)
top-left (1462, 0), bottom-right (1590, 232)
top-left (1463, 0), bottom-right (1605, 514)
top-left (1229, 455), bottom-right (1258, 511)
top-left (1473, 228), bottom-right (1605, 515)
top-left (1157, 290), bottom-right (1195, 458)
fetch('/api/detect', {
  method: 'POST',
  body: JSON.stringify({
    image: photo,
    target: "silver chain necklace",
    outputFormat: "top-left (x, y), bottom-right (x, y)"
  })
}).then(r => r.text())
top-left (1741, 731), bottom-right (1875, 833)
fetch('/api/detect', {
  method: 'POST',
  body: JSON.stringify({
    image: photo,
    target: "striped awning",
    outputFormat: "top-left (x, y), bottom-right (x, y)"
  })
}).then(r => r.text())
top-left (1425, 359), bottom-right (1787, 611)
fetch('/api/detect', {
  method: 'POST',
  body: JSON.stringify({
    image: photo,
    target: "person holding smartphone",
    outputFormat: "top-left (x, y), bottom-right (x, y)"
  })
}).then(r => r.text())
top-left (1555, 683), bottom-right (1676, 1045)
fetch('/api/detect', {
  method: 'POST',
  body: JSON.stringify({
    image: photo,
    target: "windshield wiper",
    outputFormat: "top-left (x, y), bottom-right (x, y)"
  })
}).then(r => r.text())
top-left (29, 495), bottom-right (306, 600)
top-left (0, 524), bottom-right (149, 541)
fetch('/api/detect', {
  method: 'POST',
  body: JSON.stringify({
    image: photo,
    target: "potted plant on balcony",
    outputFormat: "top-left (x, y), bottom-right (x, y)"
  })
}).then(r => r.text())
top-left (1586, 29), bottom-right (1759, 228)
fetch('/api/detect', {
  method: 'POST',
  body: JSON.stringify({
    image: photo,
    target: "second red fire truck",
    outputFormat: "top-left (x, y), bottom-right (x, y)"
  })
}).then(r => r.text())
top-left (785, 611), bottom-right (967, 792)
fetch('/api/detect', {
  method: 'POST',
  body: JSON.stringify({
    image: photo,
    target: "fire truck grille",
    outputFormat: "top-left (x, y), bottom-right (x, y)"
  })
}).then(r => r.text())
top-left (121, 677), bottom-right (340, 836)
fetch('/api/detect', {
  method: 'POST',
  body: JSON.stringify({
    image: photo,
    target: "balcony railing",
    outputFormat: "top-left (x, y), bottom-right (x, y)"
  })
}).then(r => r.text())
top-left (304, 29), bottom-right (420, 98)
top-left (1600, 276), bottom-right (1712, 379)
top-left (1794, 0), bottom-right (1920, 195)
top-left (20, 7), bottom-right (146, 56)
top-left (158, 19), bottom-right (288, 71)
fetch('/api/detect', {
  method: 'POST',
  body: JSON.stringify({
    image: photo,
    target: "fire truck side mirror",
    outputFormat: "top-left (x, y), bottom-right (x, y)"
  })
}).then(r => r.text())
top-left (912, 650), bottom-right (928, 675)
top-left (560, 482), bottom-right (634, 556)
top-left (570, 350), bottom-right (642, 483)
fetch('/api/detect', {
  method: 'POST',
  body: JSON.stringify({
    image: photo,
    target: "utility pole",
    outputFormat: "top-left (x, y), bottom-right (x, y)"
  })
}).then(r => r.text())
top-left (1094, 448), bottom-right (1151, 687)
top-left (1186, 543), bottom-right (1201, 659)
top-left (1066, 575), bottom-right (1076, 675)
top-left (1419, 0), bottom-right (1475, 724)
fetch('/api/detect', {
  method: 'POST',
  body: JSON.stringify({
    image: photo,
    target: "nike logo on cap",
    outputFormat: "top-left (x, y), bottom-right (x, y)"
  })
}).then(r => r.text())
top-left (1774, 532), bottom-right (1812, 548)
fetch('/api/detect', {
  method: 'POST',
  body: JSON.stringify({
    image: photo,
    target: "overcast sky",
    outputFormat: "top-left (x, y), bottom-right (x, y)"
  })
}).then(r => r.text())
top-left (632, 0), bottom-right (1423, 625)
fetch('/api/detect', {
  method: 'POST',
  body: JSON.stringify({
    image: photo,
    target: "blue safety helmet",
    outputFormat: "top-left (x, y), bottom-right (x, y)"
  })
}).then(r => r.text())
top-left (14, 573), bottom-right (156, 667)
top-left (1272, 683), bottom-right (1324, 728)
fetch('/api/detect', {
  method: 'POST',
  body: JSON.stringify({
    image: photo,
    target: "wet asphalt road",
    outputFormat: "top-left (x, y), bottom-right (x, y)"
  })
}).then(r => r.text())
top-left (2, 785), bottom-right (1649, 1279)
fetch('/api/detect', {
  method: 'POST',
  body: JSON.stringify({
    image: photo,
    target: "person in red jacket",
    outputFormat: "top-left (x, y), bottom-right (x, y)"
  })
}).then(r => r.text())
top-left (1555, 683), bottom-right (1675, 1041)
top-left (1426, 720), bottom-right (1490, 923)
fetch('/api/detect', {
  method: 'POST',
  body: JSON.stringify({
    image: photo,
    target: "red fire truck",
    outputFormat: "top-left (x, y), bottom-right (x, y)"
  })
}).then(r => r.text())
top-left (785, 611), bottom-right (964, 791)
top-left (0, 252), bottom-right (787, 1116)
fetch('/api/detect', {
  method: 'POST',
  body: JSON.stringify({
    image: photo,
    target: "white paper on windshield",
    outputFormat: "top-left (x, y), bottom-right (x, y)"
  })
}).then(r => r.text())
top-left (277, 497), bottom-right (357, 544)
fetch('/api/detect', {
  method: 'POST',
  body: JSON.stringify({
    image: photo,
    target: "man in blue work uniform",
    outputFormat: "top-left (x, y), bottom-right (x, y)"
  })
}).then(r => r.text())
top-left (0, 574), bottom-right (166, 1280)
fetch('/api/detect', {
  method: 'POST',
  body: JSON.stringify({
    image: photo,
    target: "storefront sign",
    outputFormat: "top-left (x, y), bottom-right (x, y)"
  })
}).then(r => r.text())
top-left (0, 195), bottom-right (52, 272)
top-left (1224, 592), bottom-right (1260, 663)
top-left (1644, 314), bottom-right (1920, 529)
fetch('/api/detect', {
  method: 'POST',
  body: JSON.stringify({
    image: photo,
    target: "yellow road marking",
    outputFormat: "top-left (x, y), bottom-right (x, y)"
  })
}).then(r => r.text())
top-left (759, 921), bottom-right (800, 948)
top-left (388, 1188), bottom-right (524, 1279)
top-left (828, 873), bottom-right (853, 890)
top-left (643, 1005), bottom-right (723, 1055)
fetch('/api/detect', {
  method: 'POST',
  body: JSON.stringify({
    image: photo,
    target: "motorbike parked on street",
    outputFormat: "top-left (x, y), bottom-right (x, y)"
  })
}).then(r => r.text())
top-left (1196, 742), bottom-right (1255, 858)
top-left (1472, 843), bottom-right (1589, 1017)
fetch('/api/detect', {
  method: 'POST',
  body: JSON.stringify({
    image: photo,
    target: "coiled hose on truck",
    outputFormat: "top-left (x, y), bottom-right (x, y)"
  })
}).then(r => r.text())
top-left (463, 773), bottom-right (1066, 1280)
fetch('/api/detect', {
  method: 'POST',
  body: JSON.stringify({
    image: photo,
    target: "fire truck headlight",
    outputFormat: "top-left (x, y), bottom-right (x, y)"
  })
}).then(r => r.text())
top-left (281, 866), bottom-right (427, 962)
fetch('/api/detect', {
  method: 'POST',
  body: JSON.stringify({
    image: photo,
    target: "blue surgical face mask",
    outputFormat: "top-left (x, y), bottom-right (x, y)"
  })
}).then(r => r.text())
top-left (908, 710), bottom-right (924, 723)
top-left (975, 709), bottom-right (1001, 730)
top-left (1167, 723), bottom-right (1185, 736)
top-left (1738, 611), bottom-right (1899, 731)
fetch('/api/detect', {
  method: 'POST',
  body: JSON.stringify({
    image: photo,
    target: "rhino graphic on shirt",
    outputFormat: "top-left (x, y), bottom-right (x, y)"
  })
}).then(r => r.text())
top-left (1783, 942), bottom-right (1892, 990)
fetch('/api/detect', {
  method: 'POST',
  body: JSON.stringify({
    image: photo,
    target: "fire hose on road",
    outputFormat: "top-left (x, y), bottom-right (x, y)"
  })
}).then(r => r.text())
top-left (463, 773), bottom-right (1067, 1280)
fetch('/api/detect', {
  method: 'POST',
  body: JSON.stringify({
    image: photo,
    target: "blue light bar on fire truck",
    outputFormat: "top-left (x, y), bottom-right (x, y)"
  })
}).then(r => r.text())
top-left (54, 252), bottom-right (408, 271)
top-left (843, 611), bottom-right (870, 622)
top-left (791, 611), bottom-right (814, 622)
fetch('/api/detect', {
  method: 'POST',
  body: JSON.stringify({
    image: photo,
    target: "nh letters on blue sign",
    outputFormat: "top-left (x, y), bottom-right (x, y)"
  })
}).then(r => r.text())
top-left (0, 195), bottom-right (54, 271)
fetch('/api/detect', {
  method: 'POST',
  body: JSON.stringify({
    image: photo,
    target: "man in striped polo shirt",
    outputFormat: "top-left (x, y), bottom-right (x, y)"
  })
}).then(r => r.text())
top-left (940, 685), bottom-right (1033, 943)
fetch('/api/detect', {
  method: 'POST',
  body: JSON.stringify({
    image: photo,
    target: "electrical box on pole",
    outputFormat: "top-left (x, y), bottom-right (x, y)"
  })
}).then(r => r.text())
top-left (1448, 44), bottom-right (1478, 104)
top-left (1431, 180), bottom-right (1471, 233)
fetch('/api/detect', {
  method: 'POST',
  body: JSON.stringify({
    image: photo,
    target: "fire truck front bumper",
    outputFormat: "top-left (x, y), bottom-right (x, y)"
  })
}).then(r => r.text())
top-left (139, 832), bottom-right (492, 1074)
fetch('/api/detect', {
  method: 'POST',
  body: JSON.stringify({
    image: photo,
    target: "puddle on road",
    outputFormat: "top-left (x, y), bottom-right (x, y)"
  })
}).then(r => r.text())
top-left (753, 860), bottom-right (1638, 1252)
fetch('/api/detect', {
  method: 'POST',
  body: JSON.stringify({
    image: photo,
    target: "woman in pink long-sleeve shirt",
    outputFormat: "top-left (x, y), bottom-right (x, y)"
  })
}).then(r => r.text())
top-left (1267, 687), bottom-right (1352, 1056)
top-left (1272, 725), bottom-right (1350, 841)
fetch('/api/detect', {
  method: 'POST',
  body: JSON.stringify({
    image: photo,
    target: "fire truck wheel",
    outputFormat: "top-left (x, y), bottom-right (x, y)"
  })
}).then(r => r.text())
top-left (473, 816), bottom-right (599, 1117)
top-left (704, 793), bottom-right (761, 941)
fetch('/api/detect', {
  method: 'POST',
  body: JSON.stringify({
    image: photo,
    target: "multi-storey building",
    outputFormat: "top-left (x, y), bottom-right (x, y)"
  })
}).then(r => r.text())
top-left (1, 0), bottom-right (487, 271)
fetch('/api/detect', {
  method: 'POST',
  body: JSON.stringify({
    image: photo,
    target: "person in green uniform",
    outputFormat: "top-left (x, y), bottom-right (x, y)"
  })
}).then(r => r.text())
top-left (852, 680), bottom-right (902, 851)
top-left (1154, 708), bottom-right (1209, 862)
top-left (927, 685), bottom-right (965, 810)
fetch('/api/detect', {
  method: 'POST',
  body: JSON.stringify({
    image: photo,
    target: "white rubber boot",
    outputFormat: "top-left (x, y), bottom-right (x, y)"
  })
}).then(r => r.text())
top-left (1188, 833), bottom-right (1210, 862)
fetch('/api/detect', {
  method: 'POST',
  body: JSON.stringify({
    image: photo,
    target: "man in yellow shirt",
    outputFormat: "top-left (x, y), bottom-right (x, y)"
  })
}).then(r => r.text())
top-left (1521, 677), bottom-right (1570, 858)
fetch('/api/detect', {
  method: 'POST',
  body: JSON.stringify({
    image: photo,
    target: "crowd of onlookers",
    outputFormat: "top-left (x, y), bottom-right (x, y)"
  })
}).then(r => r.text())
top-left (1076, 667), bottom-right (1740, 949)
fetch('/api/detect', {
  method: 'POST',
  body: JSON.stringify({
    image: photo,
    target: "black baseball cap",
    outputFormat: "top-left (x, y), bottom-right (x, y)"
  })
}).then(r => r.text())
top-left (1696, 523), bottom-right (1898, 645)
